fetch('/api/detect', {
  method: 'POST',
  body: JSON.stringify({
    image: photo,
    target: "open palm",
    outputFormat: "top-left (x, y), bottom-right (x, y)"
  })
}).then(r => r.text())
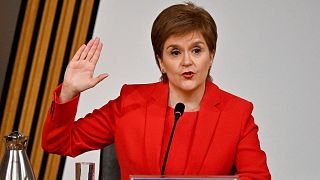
top-left (60, 38), bottom-right (108, 102)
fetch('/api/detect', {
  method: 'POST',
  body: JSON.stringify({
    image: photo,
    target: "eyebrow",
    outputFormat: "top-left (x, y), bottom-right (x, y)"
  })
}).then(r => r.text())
top-left (166, 40), bottom-right (206, 50)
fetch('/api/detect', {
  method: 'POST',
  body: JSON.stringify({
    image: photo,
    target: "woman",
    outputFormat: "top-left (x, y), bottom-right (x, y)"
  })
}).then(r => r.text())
top-left (42, 3), bottom-right (271, 180)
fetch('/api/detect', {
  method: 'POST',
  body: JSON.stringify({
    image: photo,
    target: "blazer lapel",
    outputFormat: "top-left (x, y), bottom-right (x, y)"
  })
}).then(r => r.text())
top-left (185, 81), bottom-right (222, 174)
top-left (144, 82), bottom-right (169, 173)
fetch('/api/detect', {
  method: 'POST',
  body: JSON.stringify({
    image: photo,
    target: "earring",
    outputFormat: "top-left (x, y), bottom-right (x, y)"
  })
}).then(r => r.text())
top-left (161, 69), bottom-right (165, 73)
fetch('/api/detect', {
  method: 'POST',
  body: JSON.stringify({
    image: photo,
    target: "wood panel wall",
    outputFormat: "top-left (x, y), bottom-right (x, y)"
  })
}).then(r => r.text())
top-left (0, 0), bottom-right (100, 179)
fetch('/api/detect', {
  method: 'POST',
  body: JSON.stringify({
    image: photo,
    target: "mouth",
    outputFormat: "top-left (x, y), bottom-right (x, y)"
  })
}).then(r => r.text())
top-left (182, 71), bottom-right (195, 79)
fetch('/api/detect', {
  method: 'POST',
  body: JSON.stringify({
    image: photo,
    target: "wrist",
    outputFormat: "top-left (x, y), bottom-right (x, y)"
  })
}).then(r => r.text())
top-left (59, 84), bottom-right (79, 103)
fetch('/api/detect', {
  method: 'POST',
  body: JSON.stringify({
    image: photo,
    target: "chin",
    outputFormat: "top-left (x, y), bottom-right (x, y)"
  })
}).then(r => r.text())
top-left (169, 77), bottom-right (205, 93)
top-left (179, 81), bottom-right (201, 92)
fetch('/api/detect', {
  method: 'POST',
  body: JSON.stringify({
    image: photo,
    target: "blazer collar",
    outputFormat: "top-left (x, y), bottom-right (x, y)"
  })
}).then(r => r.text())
top-left (185, 81), bottom-right (222, 174)
top-left (144, 81), bottom-right (222, 174)
top-left (144, 82), bottom-right (169, 173)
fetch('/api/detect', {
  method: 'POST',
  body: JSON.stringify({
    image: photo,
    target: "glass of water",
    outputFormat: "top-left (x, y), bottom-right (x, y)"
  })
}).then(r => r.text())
top-left (75, 162), bottom-right (95, 180)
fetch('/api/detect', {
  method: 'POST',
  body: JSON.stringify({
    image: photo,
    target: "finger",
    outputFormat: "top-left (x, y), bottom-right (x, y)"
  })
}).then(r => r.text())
top-left (79, 38), bottom-right (95, 60)
top-left (90, 73), bottom-right (109, 87)
top-left (91, 42), bottom-right (103, 65)
top-left (71, 44), bottom-right (86, 61)
top-left (86, 37), bottom-right (100, 61)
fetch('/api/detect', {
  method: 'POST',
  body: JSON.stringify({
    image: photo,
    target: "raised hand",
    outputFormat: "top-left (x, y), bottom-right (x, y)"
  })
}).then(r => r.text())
top-left (59, 37), bottom-right (108, 103)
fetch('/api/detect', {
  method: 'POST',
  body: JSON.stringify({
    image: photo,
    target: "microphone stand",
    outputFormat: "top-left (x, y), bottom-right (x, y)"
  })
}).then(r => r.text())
top-left (161, 114), bottom-right (180, 176)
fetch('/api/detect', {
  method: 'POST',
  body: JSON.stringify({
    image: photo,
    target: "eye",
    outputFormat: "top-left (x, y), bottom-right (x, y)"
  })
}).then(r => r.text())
top-left (170, 49), bottom-right (181, 56)
top-left (192, 47), bottom-right (201, 54)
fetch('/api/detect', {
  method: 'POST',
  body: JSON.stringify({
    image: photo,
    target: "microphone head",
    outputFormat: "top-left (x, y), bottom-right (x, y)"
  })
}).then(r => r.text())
top-left (174, 102), bottom-right (185, 119)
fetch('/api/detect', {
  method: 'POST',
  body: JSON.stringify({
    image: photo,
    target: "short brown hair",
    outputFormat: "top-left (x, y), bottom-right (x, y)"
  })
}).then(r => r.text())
top-left (151, 2), bottom-right (218, 81)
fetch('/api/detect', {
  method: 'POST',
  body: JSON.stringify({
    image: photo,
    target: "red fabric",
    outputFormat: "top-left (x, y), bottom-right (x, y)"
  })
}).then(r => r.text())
top-left (160, 107), bottom-right (199, 175)
top-left (42, 81), bottom-right (271, 180)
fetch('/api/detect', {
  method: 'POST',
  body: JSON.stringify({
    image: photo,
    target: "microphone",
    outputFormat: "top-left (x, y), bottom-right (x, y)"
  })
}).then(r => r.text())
top-left (161, 102), bottom-right (185, 175)
top-left (174, 102), bottom-right (185, 121)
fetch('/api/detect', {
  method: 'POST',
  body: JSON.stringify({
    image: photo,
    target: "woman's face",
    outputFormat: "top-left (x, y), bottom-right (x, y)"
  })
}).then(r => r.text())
top-left (158, 31), bottom-right (214, 93)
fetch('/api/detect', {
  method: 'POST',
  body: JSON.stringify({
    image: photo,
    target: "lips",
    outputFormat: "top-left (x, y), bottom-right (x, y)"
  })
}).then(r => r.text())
top-left (182, 71), bottom-right (195, 79)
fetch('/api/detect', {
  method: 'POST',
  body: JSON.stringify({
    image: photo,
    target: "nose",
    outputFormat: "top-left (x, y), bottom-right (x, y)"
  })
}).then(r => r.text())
top-left (182, 52), bottom-right (193, 67)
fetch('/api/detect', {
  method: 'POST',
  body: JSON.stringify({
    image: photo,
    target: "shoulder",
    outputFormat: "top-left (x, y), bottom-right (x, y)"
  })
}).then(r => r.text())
top-left (208, 82), bottom-right (253, 112)
top-left (222, 89), bottom-right (252, 107)
top-left (113, 82), bottom-right (167, 109)
top-left (118, 81), bottom-right (166, 101)
top-left (120, 82), bottom-right (161, 95)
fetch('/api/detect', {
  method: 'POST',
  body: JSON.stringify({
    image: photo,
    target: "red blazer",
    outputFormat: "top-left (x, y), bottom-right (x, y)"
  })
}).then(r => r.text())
top-left (42, 81), bottom-right (270, 180)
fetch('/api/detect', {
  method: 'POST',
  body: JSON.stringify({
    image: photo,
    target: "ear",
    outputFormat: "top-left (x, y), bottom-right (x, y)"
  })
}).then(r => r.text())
top-left (157, 55), bottom-right (165, 72)
top-left (209, 49), bottom-right (216, 66)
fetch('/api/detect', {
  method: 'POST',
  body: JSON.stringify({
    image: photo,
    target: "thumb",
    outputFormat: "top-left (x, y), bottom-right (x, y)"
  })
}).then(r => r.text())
top-left (91, 73), bottom-right (109, 87)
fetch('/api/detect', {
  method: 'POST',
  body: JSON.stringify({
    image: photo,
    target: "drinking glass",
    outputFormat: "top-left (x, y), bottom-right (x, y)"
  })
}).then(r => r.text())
top-left (75, 162), bottom-right (95, 180)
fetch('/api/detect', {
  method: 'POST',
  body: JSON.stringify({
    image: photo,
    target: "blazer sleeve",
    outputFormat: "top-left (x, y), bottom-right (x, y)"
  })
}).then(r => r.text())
top-left (235, 102), bottom-right (271, 180)
top-left (42, 84), bottom-right (123, 157)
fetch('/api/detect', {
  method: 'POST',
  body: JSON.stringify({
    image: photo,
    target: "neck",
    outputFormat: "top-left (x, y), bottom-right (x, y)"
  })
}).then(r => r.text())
top-left (168, 83), bottom-right (206, 112)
